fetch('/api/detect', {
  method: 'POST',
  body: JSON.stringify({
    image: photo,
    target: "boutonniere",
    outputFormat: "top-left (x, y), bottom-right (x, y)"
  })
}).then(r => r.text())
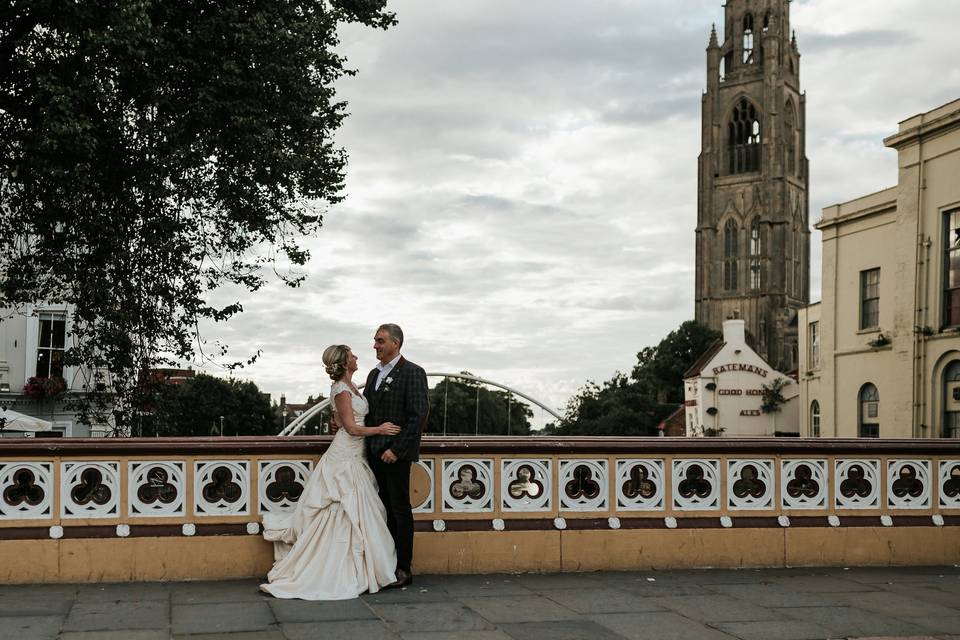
top-left (382, 376), bottom-right (394, 392)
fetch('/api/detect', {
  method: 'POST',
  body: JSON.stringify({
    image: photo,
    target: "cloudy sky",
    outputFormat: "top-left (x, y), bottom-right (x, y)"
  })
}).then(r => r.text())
top-left (205, 0), bottom-right (960, 420)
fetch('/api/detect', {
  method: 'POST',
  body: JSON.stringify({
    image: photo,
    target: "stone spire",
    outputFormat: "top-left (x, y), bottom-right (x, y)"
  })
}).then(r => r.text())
top-left (708, 23), bottom-right (719, 49)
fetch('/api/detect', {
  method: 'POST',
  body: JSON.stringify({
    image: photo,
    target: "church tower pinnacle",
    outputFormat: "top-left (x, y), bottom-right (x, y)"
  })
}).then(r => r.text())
top-left (695, 0), bottom-right (809, 371)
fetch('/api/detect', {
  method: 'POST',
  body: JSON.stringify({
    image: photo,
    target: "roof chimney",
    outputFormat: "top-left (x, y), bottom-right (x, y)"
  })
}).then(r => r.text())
top-left (722, 319), bottom-right (746, 345)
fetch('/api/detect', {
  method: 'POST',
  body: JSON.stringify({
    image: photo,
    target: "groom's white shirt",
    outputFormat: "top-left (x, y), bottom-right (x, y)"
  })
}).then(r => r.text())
top-left (375, 354), bottom-right (402, 390)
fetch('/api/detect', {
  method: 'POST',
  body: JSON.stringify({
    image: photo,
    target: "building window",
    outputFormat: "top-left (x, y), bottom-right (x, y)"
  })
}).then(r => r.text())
top-left (793, 227), bottom-right (802, 296)
top-left (36, 313), bottom-right (66, 379)
top-left (858, 383), bottom-right (879, 438)
top-left (808, 321), bottom-right (820, 369)
top-left (943, 209), bottom-right (960, 327)
top-left (810, 400), bottom-right (821, 437)
top-left (724, 219), bottom-right (739, 291)
top-left (749, 218), bottom-right (761, 290)
top-left (944, 361), bottom-right (960, 438)
top-left (728, 99), bottom-right (761, 174)
top-left (742, 13), bottom-right (754, 64)
top-left (784, 100), bottom-right (797, 176)
top-left (859, 268), bottom-right (880, 330)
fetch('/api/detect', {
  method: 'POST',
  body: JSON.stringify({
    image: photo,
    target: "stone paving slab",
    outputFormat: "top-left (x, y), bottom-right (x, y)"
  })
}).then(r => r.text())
top-left (541, 587), bottom-right (668, 614)
top-left (705, 582), bottom-right (842, 608)
top-left (400, 631), bottom-right (514, 640)
top-left (500, 619), bottom-right (627, 640)
top-left (282, 620), bottom-right (398, 640)
top-left (170, 601), bottom-right (274, 635)
top-left (61, 632), bottom-right (169, 640)
top-left (463, 594), bottom-right (583, 623)
top-left (654, 593), bottom-right (786, 623)
top-left (709, 619), bottom-right (835, 640)
top-left (0, 615), bottom-right (62, 640)
top-left (0, 596), bottom-right (73, 618)
top-left (62, 601), bottom-right (169, 632)
top-left (774, 605), bottom-right (932, 638)
top-left (370, 601), bottom-right (493, 633)
top-left (590, 611), bottom-right (737, 640)
top-left (268, 596), bottom-right (377, 623)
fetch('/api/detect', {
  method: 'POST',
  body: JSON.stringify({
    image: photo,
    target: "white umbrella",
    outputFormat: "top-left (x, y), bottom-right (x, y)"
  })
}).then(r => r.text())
top-left (0, 409), bottom-right (53, 433)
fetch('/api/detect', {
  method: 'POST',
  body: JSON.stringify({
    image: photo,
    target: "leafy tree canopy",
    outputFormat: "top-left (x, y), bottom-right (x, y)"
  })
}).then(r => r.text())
top-left (427, 375), bottom-right (533, 436)
top-left (0, 1), bottom-right (395, 432)
top-left (546, 320), bottom-right (721, 436)
top-left (149, 373), bottom-right (277, 437)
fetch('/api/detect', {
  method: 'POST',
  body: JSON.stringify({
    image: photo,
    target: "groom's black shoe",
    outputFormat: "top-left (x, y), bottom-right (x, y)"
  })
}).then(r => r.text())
top-left (389, 569), bottom-right (413, 588)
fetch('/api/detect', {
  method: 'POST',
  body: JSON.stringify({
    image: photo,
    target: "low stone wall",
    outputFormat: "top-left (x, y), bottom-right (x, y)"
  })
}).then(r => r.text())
top-left (1, 436), bottom-right (958, 582)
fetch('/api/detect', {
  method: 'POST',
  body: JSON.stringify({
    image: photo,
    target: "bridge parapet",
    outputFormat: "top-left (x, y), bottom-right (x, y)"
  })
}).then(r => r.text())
top-left (1, 436), bottom-right (958, 582)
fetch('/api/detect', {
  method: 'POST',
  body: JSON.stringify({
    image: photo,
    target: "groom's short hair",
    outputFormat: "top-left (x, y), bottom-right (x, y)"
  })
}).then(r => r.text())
top-left (378, 323), bottom-right (404, 348)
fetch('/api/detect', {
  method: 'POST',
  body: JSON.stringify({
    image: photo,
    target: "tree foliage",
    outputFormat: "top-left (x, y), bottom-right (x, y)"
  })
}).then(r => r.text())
top-left (546, 321), bottom-right (721, 436)
top-left (427, 375), bottom-right (533, 436)
top-left (149, 373), bottom-right (277, 437)
top-left (0, 1), bottom-right (395, 432)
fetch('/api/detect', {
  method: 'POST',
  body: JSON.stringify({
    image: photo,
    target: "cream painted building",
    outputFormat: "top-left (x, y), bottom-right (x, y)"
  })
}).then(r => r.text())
top-left (799, 98), bottom-right (960, 438)
top-left (0, 305), bottom-right (105, 437)
top-left (684, 319), bottom-right (799, 437)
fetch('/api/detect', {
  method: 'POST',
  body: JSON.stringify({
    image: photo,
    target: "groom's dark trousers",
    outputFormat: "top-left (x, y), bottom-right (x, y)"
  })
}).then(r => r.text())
top-left (364, 356), bottom-right (429, 574)
top-left (369, 457), bottom-right (414, 572)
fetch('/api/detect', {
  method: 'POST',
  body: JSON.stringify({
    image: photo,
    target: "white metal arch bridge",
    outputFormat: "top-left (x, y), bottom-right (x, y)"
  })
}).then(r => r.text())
top-left (277, 372), bottom-right (562, 436)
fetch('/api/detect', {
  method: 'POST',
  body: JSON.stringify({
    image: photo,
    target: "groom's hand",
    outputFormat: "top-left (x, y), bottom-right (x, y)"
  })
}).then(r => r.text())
top-left (381, 449), bottom-right (398, 464)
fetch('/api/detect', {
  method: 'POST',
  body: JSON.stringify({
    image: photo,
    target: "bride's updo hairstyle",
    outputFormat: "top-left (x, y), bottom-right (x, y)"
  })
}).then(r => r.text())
top-left (322, 345), bottom-right (351, 381)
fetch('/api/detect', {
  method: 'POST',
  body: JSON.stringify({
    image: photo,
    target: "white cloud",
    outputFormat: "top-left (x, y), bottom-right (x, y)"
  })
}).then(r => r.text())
top-left (197, 0), bottom-right (960, 416)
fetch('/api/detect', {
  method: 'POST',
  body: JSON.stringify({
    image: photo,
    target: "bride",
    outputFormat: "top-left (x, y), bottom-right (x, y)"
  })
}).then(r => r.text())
top-left (261, 344), bottom-right (401, 600)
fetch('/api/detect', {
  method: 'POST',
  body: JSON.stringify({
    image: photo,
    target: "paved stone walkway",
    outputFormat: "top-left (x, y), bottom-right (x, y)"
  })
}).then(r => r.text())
top-left (1, 566), bottom-right (959, 639)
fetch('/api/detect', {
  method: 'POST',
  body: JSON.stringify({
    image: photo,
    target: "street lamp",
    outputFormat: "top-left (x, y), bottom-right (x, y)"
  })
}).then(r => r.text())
top-left (282, 407), bottom-right (289, 432)
top-left (219, 415), bottom-right (224, 437)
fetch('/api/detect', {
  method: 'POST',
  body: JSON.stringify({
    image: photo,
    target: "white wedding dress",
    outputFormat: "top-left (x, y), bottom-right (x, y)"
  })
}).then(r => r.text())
top-left (261, 381), bottom-right (397, 600)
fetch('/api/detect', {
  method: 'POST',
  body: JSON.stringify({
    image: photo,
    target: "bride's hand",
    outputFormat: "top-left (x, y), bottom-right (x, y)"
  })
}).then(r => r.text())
top-left (378, 422), bottom-right (401, 436)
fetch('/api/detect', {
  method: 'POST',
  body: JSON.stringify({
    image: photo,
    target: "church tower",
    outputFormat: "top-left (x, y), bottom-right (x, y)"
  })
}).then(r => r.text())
top-left (695, 0), bottom-right (809, 371)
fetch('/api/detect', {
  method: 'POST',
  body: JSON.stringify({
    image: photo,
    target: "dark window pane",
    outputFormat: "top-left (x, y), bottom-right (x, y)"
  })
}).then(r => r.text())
top-left (947, 290), bottom-right (960, 327)
top-left (39, 320), bottom-right (52, 349)
top-left (51, 320), bottom-right (66, 349)
top-left (50, 351), bottom-right (64, 378)
top-left (36, 351), bottom-right (50, 378)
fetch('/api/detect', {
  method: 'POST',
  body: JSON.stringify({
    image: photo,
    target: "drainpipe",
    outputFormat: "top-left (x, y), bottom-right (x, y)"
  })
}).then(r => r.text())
top-left (912, 136), bottom-right (926, 438)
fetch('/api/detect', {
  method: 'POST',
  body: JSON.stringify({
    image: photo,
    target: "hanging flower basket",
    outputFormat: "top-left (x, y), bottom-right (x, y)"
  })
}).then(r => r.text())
top-left (23, 376), bottom-right (67, 401)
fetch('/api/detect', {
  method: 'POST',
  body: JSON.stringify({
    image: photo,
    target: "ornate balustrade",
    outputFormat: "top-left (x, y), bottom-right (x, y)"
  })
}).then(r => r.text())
top-left (1, 436), bottom-right (959, 582)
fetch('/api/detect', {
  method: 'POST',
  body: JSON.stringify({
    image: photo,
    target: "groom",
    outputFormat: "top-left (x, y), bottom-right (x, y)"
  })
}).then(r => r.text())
top-left (364, 323), bottom-right (429, 587)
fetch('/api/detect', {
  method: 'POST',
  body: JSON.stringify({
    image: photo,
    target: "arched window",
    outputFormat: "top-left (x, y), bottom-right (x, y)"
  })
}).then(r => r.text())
top-left (858, 383), bottom-right (880, 438)
top-left (784, 100), bottom-right (797, 176)
top-left (943, 361), bottom-right (960, 438)
top-left (793, 225), bottom-right (802, 296)
top-left (749, 218), bottom-right (761, 290)
top-left (742, 13), bottom-right (754, 64)
top-left (728, 99), bottom-right (761, 174)
top-left (724, 219), bottom-right (739, 291)
top-left (763, 11), bottom-right (771, 32)
top-left (810, 400), bottom-right (821, 437)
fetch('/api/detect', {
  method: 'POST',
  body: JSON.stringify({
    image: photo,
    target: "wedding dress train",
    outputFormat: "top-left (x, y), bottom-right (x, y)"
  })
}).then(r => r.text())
top-left (260, 380), bottom-right (397, 600)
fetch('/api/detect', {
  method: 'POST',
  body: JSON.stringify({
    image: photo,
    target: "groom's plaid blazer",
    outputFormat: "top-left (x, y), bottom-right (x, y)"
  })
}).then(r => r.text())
top-left (364, 357), bottom-right (429, 462)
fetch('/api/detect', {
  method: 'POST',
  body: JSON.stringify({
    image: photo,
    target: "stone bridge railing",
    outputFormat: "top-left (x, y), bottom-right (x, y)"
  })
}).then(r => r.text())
top-left (1, 436), bottom-right (958, 582)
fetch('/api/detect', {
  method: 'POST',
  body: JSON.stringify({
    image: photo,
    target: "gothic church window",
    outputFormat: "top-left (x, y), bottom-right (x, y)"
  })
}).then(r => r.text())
top-left (724, 219), bottom-right (739, 291)
top-left (784, 100), bottom-right (797, 176)
top-left (749, 218), bottom-right (761, 290)
top-left (728, 99), bottom-right (761, 174)
top-left (742, 13), bottom-right (754, 64)
top-left (793, 226), bottom-right (802, 295)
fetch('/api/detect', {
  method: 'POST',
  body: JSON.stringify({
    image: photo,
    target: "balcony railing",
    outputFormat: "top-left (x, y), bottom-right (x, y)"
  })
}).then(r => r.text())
top-left (1, 436), bottom-right (958, 582)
